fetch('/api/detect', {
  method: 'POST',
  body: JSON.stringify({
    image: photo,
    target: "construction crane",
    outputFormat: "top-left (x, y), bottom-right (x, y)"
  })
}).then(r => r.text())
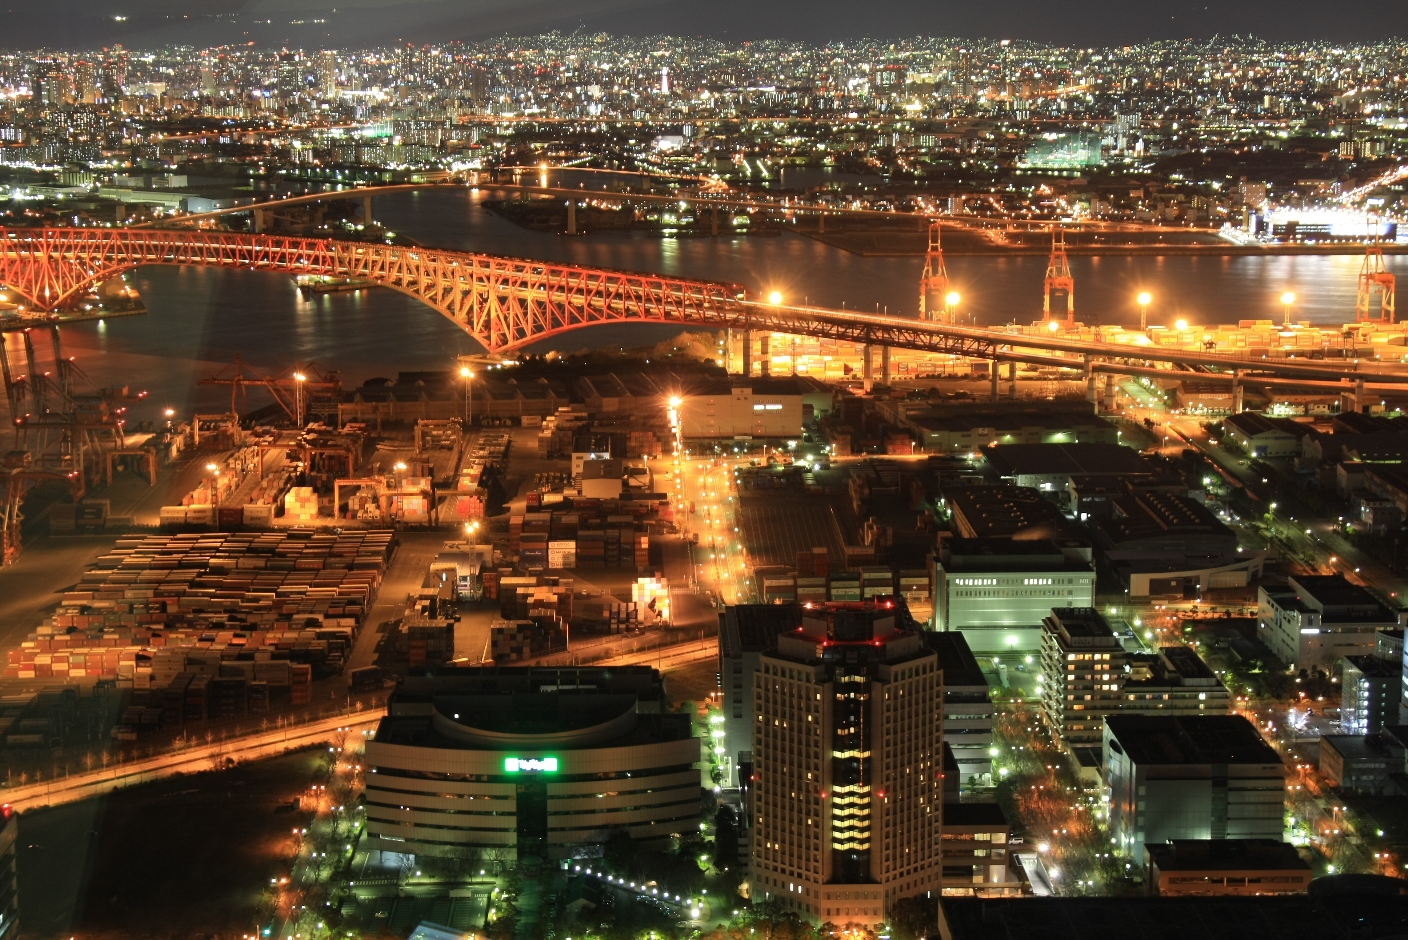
top-left (1357, 239), bottom-right (1397, 323)
top-left (1043, 225), bottom-right (1075, 327)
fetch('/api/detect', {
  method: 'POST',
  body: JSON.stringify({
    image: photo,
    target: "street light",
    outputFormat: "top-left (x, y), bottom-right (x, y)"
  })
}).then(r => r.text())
top-left (945, 290), bottom-right (961, 325)
top-left (1281, 291), bottom-right (1296, 329)
top-left (459, 365), bottom-right (474, 427)
top-left (1137, 292), bottom-right (1152, 331)
top-left (205, 462), bottom-right (221, 508)
top-left (768, 290), bottom-right (783, 305)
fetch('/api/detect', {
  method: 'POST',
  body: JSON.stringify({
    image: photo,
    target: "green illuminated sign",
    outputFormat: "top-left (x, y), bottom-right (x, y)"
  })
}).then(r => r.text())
top-left (504, 757), bottom-right (558, 773)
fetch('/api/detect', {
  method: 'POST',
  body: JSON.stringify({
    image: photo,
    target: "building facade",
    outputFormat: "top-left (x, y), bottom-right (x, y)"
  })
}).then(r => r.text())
top-left (1258, 574), bottom-right (1405, 670)
top-left (1104, 715), bottom-right (1285, 852)
top-left (751, 601), bottom-right (943, 926)
top-left (1039, 608), bottom-right (1129, 751)
top-left (719, 604), bottom-right (804, 786)
top-left (364, 666), bottom-right (699, 862)
top-left (1120, 646), bottom-right (1233, 718)
top-left (679, 379), bottom-right (822, 439)
top-left (1342, 655), bottom-right (1400, 735)
top-left (941, 802), bottom-right (1019, 897)
top-left (1144, 840), bottom-right (1311, 896)
top-left (933, 539), bottom-right (1095, 652)
top-left (922, 631), bottom-right (995, 786)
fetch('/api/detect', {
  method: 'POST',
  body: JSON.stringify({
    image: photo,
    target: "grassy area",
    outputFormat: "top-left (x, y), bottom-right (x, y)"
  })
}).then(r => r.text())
top-left (664, 658), bottom-right (719, 709)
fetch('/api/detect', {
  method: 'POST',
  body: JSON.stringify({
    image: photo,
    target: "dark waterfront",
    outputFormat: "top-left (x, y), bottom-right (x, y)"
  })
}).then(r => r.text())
top-left (30, 187), bottom-right (1408, 427)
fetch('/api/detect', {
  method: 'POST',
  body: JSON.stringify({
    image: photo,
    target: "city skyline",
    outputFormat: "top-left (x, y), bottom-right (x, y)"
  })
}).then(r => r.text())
top-left (4, 0), bottom-right (1408, 50)
top-left (5, 0), bottom-right (1408, 935)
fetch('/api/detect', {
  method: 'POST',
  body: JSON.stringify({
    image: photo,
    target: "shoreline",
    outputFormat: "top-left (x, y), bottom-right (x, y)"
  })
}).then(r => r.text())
top-left (795, 231), bottom-right (1408, 258)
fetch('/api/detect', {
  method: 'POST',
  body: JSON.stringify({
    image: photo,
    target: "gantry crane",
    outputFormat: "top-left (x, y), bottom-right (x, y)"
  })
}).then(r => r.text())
top-left (1043, 225), bottom-right (1075, 326)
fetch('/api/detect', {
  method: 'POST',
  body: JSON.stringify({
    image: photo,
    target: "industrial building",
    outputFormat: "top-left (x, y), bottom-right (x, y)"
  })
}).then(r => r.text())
top-left (676, 378), bottom-right (829, 440)
top-left (1318, 729), bottom-right (1408, 795)
top-left (1222, 412), bottom-right (1305, 459)
top-left (943, 485), bottom-right (1071, 540)
top-left (1094, 490), bottom-right (1263, 598)
top-left (980, 442), bottom-right (1164, 494)
top-left (1258, 574), bottom-right (1406, 670)
top-left (1104, 715), bottom-right (1285, 852)
top-left (363, 666), bottom-right (700, 862)
top-left (1143, 840), bottom-right (1312, 897)
top-left (899, 407), bottom-right (1119, 455)
top-left (932, 538), bottom-right (1095, 651)
top-left (1342, 655), bottom-right (1401, 735)
top-left (751, 601), bottom-right (943, 926)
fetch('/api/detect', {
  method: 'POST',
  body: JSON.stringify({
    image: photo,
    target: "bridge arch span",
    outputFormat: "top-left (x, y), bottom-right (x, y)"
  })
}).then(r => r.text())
top-left (0, 228), bottom-right (740, 353)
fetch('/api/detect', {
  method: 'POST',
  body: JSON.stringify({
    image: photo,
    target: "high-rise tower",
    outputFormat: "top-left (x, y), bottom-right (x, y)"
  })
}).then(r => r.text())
top-left (751, 601), bottom-right (942, 925)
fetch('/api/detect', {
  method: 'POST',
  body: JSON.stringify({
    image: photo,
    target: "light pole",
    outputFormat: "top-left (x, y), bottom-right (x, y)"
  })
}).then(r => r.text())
top-left (1137, 292), bottom-right (1152, 331)
top-left (1281, 291), bottom-right (1296, 330)
top-left (293, 371), bottom-right (307, 428)
top-left (945, 290), bottom-right (961, 326)
top-left (459, 365), bottom-right (474, 427)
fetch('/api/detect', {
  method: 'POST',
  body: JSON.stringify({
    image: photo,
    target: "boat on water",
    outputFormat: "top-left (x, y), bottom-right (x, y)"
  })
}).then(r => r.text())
top-left (295, 275), bottom-right (374, 294)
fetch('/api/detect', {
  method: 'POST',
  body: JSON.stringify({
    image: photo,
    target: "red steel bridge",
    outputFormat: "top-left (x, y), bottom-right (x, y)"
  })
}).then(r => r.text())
top-left (3, 227), bottom-right (1408, 384)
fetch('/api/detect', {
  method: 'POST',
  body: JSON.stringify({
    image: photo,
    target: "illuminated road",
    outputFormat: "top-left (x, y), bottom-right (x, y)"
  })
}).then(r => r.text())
top-left (0, 710), bottom-right (380, 812)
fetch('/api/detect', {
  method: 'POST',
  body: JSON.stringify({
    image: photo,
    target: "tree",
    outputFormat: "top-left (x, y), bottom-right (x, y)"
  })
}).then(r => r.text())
top-left (890, 895), bottom-right (938, 940)
top-left (603, 829), bottom-right (637, 875)
top-left (714, 805), bottom-right (740, 869)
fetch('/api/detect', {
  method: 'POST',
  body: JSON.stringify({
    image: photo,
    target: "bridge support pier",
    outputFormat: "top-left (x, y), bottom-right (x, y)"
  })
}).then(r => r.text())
top-left (863, 345), bottom-right (874, 394)
top-left (566, 199), bottom-right (577, 236)
top-left (881, 346), bottom-right (891, 387)
top-left (252, 208), bottom-right (267, 234)
top-left (1233, 370), bottom-right (1244, 414)
top-left (1085, 358), bottom-right (1098, 411)
top-left (21, 330), bottom-right (42, 412)
top-left (1102, 374), bottom-right (1116, 413)
top-left (0, 341), bottom-right (15, 437)
top-left (990, 361), bottom-right (1000, 402)
top-left (50, 326), bottom-right (68, 402)
top-left (362, 196), bottom-right (373, 226)
top-left (1007, 361), bottom-right (1017, 400)
top-left (711, 207), bottom-right (719, 237)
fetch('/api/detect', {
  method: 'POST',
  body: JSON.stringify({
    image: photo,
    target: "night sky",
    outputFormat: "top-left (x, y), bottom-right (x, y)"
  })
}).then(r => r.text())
top-left (2, 0), bottom-right (1407, 49)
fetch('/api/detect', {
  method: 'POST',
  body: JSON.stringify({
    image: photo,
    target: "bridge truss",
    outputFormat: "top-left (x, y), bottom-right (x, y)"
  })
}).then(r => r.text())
top-left (1, 228), bottom-right (1405, 384)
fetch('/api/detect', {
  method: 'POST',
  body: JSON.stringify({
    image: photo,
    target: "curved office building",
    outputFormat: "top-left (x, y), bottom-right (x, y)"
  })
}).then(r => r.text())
top-left (364, 666), bottom-right (701, 861)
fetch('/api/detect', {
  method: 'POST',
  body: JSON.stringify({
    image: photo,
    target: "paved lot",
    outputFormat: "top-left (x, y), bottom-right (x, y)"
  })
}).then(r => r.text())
top-left (736, 490), bottom-right (846, 569)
